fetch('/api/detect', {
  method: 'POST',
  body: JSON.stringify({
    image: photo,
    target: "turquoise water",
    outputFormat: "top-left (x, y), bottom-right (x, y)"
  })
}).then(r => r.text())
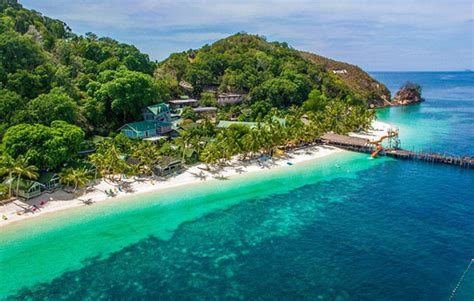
top-left (373, 72), bottom-right (474, 155)
top-left (1, 72), bottom-right (473, 300)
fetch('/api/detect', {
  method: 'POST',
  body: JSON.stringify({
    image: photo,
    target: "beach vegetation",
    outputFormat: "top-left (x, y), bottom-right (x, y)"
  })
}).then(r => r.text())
top-left (1, 121), bottom-right (85, 170)
top-left (0, 154), bottom-right (15, 199)
top-left (0, 1), bottom-right (378, 195)
top-left (199, 91), bottom-right (218, 107)
top-left (59, 167), bottom-right (92, 192)
top-left (180, 107), bottom-right (197, 121)
top-left (11, 155), bottom-right (39, 197)
top-left (129, 141), bottom-right (162, 176)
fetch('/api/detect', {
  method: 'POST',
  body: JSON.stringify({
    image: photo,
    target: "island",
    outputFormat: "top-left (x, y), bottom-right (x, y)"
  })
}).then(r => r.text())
top-left (0, 0), bottom-right (422, 225)
top-left (392, 81), bottom-right (424, 106)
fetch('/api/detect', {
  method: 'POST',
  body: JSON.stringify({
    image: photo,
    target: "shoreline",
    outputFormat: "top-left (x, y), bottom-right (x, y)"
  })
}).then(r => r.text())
top-left (0, 121), bottom-right (392, 229)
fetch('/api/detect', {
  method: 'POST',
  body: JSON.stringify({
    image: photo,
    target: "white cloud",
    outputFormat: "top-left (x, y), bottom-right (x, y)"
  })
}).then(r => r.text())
top-left (21, 0), bottom-right (474, 70)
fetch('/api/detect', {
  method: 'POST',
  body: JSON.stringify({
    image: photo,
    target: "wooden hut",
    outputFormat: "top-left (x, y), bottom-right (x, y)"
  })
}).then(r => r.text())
top-left (3, 178), bottom-right (44, 200)
top-left (154, 158), bottom-right (183, 176)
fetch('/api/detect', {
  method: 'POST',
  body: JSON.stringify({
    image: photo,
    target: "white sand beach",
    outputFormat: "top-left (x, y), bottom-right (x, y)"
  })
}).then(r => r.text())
top-left (0, 121), bottom-right (393, 228)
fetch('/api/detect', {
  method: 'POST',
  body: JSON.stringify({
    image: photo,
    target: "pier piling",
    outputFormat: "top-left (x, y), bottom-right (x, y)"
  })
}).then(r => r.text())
top-left (320, 133), bottom-right (473, 169)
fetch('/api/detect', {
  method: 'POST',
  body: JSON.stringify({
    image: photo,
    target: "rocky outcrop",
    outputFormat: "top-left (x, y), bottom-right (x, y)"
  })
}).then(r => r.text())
top-left (392, 82), bottom-right (424, 106)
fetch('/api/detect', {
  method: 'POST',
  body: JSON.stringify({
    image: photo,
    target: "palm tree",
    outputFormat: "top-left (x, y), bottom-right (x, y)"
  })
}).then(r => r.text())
top-left (176, 129), bottom-right (194, 163)
top-left (89, 141), bottom-right (127, 181)
top-left (12, 156), bottom-right (39, 197)
top-left (60, 168), bottom-right (92, 193)
top-left (0, 154), bottom-right (15, 199)
top-left (242, 127), bottom-right (263, 158)
top-left (201, 143), bottom-right (220, 166)
top-left (131, 141), bottom-right (161, 176)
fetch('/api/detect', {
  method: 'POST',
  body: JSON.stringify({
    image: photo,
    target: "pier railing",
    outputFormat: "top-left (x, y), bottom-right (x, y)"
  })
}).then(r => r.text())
top-left (320, 133), bottom-right (474, 169)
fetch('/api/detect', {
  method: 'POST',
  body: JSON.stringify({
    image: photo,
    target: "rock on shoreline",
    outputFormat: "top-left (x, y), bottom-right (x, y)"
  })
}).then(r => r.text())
top-left (391, 81), bottom-right (424, 106)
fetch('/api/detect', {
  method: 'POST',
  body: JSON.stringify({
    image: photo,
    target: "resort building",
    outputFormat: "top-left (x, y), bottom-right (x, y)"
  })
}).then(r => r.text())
top-left (154, 158), bottom-right (184, 176)
top-left (38, 173), bottom-right (61, 190)
top-left (205, 86), bottom-right (219, 93)
top-left (168, 98), bottom-right (199, 109)
top-left (332, 69), bottom-right (348, 74)
top-left (217, 93), bottom-right (244, 106)
top-left (142, 103), bottom-right (171, 122)
top-left (167, 97), bottom-right (199, 119)
top-left (178, 81), bottom-right (193, 91)
top-left (217, 120), bottom-right (258, 129)
top-left (217, 117), bottom-right (286, 129)
top-left (119, 121), bottom-right (172, 139)
top-left (120, 103), bottom-right (172, 139)
top-left (3, 178), bottom-right (44, 199)
top-left (193, 107), bottom-right (218, 118)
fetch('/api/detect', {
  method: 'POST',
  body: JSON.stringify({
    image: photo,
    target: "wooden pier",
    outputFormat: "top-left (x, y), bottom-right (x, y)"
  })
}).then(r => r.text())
top-left (320, 133), bottom-right (474, 169)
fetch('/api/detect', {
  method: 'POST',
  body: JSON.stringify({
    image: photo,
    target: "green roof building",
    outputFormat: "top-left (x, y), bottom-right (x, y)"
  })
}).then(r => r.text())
top-left (143, 103), bottom-right (171, 122)
top-left (3, 178), bottom-right (44, 199)
top-left (119, 121), bottom-right (172, 139)
top-left (37, 173), bottom-right (61, 190)
top-left (120, 103), bottom-right (173, 139)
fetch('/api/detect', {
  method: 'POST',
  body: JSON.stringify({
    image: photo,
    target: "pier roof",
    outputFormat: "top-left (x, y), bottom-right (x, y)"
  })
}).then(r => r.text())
top-left (321, 133), bottom-right (369, 147)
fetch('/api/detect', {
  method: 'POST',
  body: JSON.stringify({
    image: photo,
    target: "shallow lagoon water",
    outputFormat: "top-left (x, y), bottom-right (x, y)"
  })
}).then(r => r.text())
top-left (1, 72), bottom-right (473, 300)
top-left (1, 152), bottom-right (385, 298)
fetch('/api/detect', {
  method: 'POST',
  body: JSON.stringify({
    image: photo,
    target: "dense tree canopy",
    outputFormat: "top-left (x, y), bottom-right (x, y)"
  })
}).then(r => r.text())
top-left (22, 88), bottom-right (79, 125)
top-left (1, 121), bottom-right (85, 170)
top-left (0, 30), bottom-right (45, 74)
top-left (0, 89), bottom-right (23, 130)
top-left (157, 33), bottom-right (360, 112)
top-left (87, 68), bottom-right (164, 127)
top-left (0, 2), bottom-right (382, 175)
top-left (0, 0), bottom-right (162, 138)
top-left (302, 89), bottom-right (328, 112)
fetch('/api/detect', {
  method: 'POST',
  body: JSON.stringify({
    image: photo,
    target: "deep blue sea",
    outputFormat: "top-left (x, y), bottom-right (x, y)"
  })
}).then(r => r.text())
top-left (1, 72), bottom-right (473, 300)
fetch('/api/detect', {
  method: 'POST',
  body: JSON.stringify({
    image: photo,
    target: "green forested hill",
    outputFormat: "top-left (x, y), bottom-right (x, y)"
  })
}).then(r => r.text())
top-left (157, 33), bottom-right (391, 108)
top-left (0, 0), bottom-right (388, 139)
top-left (300, 52), bottom-right (392, 107)
top-left (0, 0), bottom-right (173, 137)
top-left (157, 33), bottom-right (356, 107)
top-left (0, 0), bottom-right (379, 176)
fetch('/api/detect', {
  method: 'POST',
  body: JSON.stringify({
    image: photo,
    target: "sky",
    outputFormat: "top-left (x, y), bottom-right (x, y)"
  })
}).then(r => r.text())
top-left (21, 0), bottom-right (474, 71)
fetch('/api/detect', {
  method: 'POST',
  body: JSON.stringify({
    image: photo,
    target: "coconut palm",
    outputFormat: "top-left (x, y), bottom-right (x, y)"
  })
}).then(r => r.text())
top-left (288, 120), bottom-right (306, 145)
top-left (89, 141), bottom-right (127, 181)
top-left (201, 143), bottom-right (221, 165)
top-left (0, 154), bottom-right (15, 199)
top-left (222, 128), bottom-right (244, 158)
top-left (176, 129), bottom-right (194, 163)
top-left (131, 141), bottom-right (161, 176)
top-left (60, 167), bottom-right (92, 193)
top-left (12, 156), bottom-right (39, 197)
top-left (245, 127), bottom-right (262, 155)
top-left (89, 152), bottom-right (107, 178)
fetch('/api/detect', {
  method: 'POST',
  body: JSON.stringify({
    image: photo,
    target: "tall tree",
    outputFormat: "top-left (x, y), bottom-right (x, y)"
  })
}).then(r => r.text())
top-left (12, 156), bottom-right (39, 197)
top-left (0, 154), bottom-right (15, 199)
top-left (22, 88), bottom-right (79, 125)
top-left (60, 167), bottom-right (91, 192)
top-left (2, 121), bottom-right (85, 170)
top-left (91, 68), bottom-right (162, 125)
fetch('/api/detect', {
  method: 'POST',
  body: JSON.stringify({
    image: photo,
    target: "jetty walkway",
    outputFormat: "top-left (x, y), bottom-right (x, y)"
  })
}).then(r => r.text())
top-left (320, 133), bottom-right (474, 169)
